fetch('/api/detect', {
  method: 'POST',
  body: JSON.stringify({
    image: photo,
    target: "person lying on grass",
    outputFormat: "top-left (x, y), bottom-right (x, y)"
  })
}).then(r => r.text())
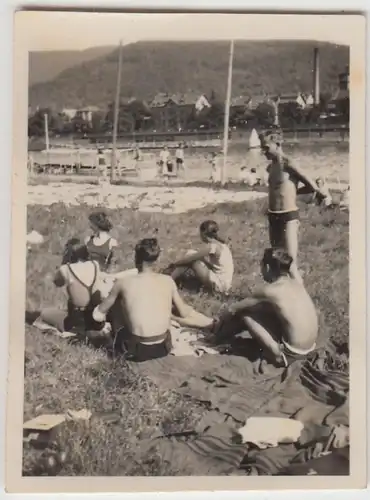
top-left (216, 248), bottom-right (318, 368)
top-left (39, 238), bottom-right (109, 336)
top-left (92, 238), bottom-right (214, 362)
top-left (163, 220), bottom-right (234, 294)
top-left (313, 177), bottom-right (333, 208)
top-left (261, 133), bottom-right (329, 284)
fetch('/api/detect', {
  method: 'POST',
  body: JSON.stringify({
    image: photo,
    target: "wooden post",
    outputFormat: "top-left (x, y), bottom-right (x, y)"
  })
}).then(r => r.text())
top-left (111, 40), bottom-right (123, 184)
top-left (44, 113), bottom-right (50, 151)
top-left (221, 40), bottom-right (234, 186)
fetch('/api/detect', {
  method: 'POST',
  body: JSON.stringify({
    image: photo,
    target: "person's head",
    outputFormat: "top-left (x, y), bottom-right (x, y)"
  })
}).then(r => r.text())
top-left (88, 211), bottom-right (113, 233)
top-left (164, 146), bottom-right (168, 151)
top-left (261, 248), bottom-right (293, 283)
top-left (62, 238), bottom-right (89, 264)
top-left (135, 238), bottom-right (161, 271)
top-left (260, 132), bottom-right (283, 160)
top-left (199, 220), bottom-right (225, 243)
top-left (316, 177), bottom-right (324, 188)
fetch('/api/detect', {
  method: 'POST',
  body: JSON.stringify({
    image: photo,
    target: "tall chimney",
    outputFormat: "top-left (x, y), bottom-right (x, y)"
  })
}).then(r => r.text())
top-left (313, 47), bottom-right (320, 106)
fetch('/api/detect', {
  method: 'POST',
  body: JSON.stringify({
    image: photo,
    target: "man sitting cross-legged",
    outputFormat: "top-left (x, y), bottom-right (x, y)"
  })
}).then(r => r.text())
top-left (93, 238), bottom-right (214, 362)
top-left (216, 248), bottom-right (318, 368)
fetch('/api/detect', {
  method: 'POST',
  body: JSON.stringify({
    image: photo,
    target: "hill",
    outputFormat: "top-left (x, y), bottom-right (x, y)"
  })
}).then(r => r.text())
top-left (29, 46), bottom-right (115, 86)
top-left (28, 40), bottom-right (349, 110)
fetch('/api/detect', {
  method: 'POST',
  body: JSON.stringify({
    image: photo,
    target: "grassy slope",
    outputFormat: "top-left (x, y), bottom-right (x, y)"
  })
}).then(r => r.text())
top-left (24, 197), bottom-right (349, 476)
top-left (29, 40), bottom-right (349, 109)
top-left (29, 47), bottom-right (116, 87)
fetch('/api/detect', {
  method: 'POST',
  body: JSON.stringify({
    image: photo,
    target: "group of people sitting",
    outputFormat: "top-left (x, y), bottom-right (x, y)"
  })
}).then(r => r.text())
top-left (33, 130), bottom-right (343, 368)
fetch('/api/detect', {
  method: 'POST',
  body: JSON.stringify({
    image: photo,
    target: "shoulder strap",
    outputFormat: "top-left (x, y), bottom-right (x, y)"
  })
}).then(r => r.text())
top-left (66, 262), bottom-right (97, 298)
top-left (87, 261), bottom-right (98, 293)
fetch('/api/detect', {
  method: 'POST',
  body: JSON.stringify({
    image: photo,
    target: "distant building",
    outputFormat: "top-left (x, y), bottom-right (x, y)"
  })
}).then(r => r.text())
top-left (303, 93), bottom-right (315, 107)
top-left (271, 93), bottom-right (307, 109)
top-left (248, 95), bottom-right (269, 110)
top-left (78, 106), bottom-right (101, 124)
top-left (150, 92), bottom-right (211, 131)
top-left (230, 96), bottom-right (251, 110)
top-left (327, 67), bottom-right (349, 115)
top-left (62, 108), bottom-right (78, 120)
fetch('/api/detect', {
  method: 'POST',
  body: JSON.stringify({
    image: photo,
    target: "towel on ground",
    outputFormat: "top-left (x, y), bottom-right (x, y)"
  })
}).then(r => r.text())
top-left (170, 324), bottom-right (218, 357)
top-left (237, 417), bottom-right (304, 449)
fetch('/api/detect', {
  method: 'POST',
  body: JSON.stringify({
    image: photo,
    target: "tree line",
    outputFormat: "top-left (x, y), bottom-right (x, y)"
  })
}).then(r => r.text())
top-left (28, 94), bottom-right (349, 138)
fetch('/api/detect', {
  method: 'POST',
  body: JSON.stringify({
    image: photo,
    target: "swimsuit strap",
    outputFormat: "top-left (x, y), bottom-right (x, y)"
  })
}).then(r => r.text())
top-left (66, 261), bottom-right (97, 298)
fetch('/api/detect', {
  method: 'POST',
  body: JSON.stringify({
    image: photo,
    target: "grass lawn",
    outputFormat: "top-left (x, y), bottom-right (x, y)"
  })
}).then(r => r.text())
top-left (23, 196), bottom-right (349, 476)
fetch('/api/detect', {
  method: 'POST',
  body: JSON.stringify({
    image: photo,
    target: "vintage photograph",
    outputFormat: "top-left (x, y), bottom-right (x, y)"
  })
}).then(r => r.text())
top-left (6, 11), bottom-right (366, 493)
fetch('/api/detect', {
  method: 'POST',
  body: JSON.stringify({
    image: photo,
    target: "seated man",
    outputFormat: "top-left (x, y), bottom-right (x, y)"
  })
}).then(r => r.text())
top-left (217, 248), bottom-right (318, 367)
top-left (93, 238), bottom-right (214, 362)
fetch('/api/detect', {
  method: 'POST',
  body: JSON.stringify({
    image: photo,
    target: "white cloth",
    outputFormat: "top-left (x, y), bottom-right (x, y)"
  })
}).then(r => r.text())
top-left (170, 323), bottom-right (218, 357)
top-left (206, 242), bottom-right (234, 293)
top-left (27, 230), bottom-right (44, 245)
top-left (237, 417), bottom-right (304, 449)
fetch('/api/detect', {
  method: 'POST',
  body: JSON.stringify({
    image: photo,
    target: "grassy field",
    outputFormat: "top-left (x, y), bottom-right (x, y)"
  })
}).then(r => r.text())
top-left (23, 196), bottom-right (349, 476)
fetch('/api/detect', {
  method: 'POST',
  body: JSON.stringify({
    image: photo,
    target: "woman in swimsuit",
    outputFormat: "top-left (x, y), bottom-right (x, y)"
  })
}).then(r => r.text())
top-left (85, 211), bottom-right (118, 272)
top-left (39, 238), bottom-right (107, 335)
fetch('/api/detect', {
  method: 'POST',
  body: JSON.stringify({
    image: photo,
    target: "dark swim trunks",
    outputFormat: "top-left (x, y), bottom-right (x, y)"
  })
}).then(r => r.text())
top-left (115, 329), bottom-right (173, 362)
top-left (268, 209), bottom-right (300, 226)
top-left (280, 340), bottom-right (316, 367)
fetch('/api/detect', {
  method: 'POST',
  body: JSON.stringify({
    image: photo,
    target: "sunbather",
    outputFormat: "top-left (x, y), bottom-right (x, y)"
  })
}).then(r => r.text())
top-left (93, 238), bottom-right (214, 361)
top-left (216, 248), bottom-right (318, 367)
top-left (39, 238), bottom-right (107, 334)
top-left (164, 220), bottom-right (234, 294)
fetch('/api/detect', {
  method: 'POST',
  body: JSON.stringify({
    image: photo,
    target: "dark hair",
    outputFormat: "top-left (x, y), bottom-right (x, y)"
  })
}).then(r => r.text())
top-left (88, 211), bottom-right (113, 232)
top-left (200, 220), bottom-right (225, 243)
top-left (262, 248), bottom-right (292, 275)
top-left (135, 238), bottom-right (161, 264)
top-left (62, 238), bottom-right (90, 264)
top-left (251, 168), bottom-right (257, 173)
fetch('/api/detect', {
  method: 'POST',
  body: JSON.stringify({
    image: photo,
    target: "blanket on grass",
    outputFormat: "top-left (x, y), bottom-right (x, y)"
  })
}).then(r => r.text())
top-left (132, 340), bottom-right (348, 476)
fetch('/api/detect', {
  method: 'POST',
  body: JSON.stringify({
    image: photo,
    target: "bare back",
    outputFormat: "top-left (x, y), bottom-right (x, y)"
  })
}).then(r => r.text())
top-left (117, 273), bottom-right (174, 338)
top-left (264, 277), bottom-right (318, 349)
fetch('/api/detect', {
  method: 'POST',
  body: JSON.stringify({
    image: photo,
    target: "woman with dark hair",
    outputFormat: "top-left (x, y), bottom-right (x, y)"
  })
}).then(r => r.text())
top-left (39, 238), bottom-right (107, 334)
top-left (165, 220), bottom-right (234, 293)
top-left (85, 211), bottom-right (118, 272)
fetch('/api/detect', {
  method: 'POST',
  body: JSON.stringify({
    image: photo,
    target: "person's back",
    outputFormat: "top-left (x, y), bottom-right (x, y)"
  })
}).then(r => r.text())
top-left (118, 272), bottom-right (173, 339)
top-left (61, 260), bottom-right (100, 309)
top-left (206, 240), bottom-right (234, 291)
top-left (264, 276), bottom-right (318, 350)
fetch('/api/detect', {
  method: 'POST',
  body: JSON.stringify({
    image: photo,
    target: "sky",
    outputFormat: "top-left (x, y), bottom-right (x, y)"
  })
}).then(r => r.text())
top-left (15, 12), bottom-right (354, 51)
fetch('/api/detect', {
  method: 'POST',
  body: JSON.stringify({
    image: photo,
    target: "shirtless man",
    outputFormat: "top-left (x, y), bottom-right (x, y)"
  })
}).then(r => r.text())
top-left (92, 238), bottom-right (213, 362)
top-left (261, 133), bottom-right (327, 282)
top-left (217, 248), bottom-right (318, 367)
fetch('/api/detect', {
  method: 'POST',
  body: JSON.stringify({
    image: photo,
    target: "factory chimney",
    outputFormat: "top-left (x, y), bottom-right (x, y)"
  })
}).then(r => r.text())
top-left (313, 47), bottom-right (320, 106)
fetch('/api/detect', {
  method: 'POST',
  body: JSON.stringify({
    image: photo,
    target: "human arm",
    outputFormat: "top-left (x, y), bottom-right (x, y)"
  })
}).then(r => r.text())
top-left (170, 247), bottom-right (211, 268)
top-left (226, 287), bottom-right (268, 315)
top-left (171, 279), bottom-right (194, 318)
top-left (93, 280), bottom-right (121, 321)
top-left (53, 267), bottom-right (66, 288)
